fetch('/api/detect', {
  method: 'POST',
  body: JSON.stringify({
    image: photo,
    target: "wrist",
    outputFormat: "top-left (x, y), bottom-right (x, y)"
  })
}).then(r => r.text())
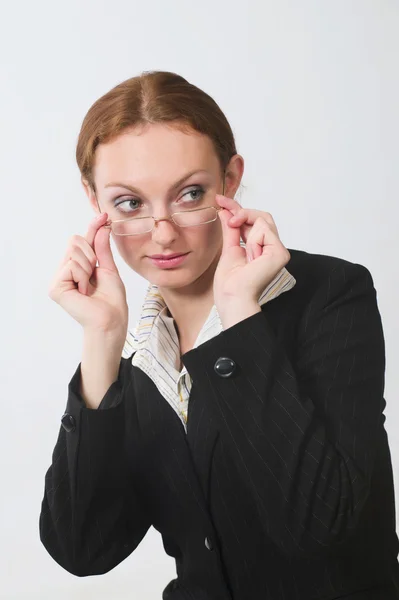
top-left (217, 298), bottom-right (261, 330)
top-left (83, 325), bottom-right (127, 347)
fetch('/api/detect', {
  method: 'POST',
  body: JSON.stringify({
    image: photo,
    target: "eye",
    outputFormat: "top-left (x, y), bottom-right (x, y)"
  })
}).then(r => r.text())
top-left (113, 185), bottom-right (207, 214)
top-left (114, 197), bottom-right (141, 213)
top-left (181, 185), bottom-right (206, 202)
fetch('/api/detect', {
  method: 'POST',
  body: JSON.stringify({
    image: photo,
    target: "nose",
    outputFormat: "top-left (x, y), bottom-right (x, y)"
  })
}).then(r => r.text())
top-left (153, 215), bottom-right (175, 225)
top-left (151, 215), bottom-right (180, 241)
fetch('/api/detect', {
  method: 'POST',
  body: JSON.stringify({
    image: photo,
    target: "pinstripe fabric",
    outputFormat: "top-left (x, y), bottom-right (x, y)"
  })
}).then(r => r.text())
top-left (39, 248), bottom-right (399, 600)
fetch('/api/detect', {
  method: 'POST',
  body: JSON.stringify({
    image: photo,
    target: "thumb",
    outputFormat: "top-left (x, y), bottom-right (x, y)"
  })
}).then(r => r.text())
top-left (218, 208), bottom-right (241, 253)
top-left (94, 225), bottom-right (119, 272)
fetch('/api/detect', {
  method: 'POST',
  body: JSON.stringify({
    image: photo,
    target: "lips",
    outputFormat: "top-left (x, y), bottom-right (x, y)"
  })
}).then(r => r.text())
top-left (150, 253), bottom-right (187, 259)
top-left (149, 253), bottom-right (189, 268)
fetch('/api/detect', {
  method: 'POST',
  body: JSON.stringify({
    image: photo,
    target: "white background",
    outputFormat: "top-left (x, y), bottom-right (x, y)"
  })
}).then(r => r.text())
top-left (1, 1), bottom-right (398, 598)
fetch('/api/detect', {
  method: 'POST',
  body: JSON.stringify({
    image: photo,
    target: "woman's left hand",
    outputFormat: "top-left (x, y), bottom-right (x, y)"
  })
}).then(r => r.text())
top-left (213, 194), bottom-right (291, 306)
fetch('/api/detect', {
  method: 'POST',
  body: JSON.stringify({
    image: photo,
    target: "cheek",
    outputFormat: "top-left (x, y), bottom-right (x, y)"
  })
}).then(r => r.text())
top-left (112, 236), bottom-right (143, 265)
top-left (205, 220), bottom-right (223, 250)
top-left (188, 221), bottom-right (222, 248)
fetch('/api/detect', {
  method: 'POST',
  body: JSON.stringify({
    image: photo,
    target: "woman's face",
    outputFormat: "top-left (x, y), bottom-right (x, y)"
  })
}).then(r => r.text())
top-left (85, 122), bottom-right (242, 291)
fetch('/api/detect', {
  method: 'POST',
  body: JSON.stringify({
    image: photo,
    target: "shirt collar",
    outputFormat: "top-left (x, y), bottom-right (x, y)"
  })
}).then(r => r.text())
top-left (122, 240), bottom-right (296, 358)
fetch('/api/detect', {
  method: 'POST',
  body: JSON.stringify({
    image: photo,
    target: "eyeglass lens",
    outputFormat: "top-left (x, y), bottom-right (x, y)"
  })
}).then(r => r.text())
top-left (110, 206), bottom-right (218, 235)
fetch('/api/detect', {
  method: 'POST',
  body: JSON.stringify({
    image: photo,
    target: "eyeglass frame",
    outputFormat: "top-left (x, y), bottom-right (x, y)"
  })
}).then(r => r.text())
top-left (95, 170), bottom-right (226, 236)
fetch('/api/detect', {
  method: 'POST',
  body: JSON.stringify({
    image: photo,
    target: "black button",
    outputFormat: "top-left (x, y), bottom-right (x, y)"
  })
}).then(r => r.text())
top-left (205, 536), bottom-right (214, 551)
top-left (61, 413), bottom-right (76, 433)
top-left (214, 357), bottom-right (236, 378)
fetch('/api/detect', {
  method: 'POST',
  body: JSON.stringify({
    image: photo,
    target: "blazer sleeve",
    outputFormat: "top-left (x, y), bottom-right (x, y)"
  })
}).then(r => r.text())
top-left (182, 262), bottom-right (386, 558)
top-left (39, 357), bottom-right (151, 576)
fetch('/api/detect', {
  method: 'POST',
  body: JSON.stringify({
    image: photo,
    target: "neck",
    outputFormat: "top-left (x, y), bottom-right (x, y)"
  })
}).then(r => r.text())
top-left (159, 254), bottom-right (219, 344)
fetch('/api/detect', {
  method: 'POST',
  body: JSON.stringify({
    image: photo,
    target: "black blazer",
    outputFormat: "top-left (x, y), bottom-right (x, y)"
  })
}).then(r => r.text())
top-left (39, 248), bottom-right (399, 600)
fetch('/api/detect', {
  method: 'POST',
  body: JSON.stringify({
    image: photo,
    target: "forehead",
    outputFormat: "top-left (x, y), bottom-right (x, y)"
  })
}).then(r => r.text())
top-left (93, 123), bottom-right (218, 187)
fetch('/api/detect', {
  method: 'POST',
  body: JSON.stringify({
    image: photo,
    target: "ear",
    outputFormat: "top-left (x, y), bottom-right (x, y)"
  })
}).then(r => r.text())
top-left (81, 178), bottom-right (100, 215)
top-left (224, 154), bottom-right (245, 199)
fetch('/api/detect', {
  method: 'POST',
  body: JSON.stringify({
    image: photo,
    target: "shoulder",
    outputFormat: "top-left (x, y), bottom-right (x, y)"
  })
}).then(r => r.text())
top-left (286, 247), bottom-right (375, 298)
top-left (266, 248), bottom-right (378, 328)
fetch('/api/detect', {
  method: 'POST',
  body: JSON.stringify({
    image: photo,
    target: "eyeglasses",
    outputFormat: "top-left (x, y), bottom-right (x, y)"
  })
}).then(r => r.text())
top-left (102, 205), bottom-right (223, 236)
top-left (96, 173), bottom-right (226, 237)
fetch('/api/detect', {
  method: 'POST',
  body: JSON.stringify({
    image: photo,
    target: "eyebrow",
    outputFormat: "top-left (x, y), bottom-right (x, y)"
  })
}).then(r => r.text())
top-left (104, 169), bottom-right (209, 194)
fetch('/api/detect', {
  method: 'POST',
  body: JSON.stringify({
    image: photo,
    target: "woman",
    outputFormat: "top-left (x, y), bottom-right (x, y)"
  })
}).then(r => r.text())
top-left (39, 71), bottom-right (399, 599)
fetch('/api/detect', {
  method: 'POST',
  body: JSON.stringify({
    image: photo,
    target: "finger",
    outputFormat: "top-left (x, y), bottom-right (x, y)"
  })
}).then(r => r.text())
top-left (67, 259), bottom-right (90, 295)
top-left (69, 246), bottom-right (95, 279)
top-left (84, 212), bottom-right (109, 249)
top-left (59, 213), bottom-right (107, 268)
top-left (93, 220), bottom-right (119, 272)
top-left (230, 209), bottom-right (278, 233)
top-left (229, 209), bottom-right (249, 226)
top-left (261, 213), bottom-right (279, 235)
top-left (247, 218), bottom-right (280, 260)
top-left (60, 235), bottom-right (98, 271)
top-left (215, 194), bottom-right (242, 215)
top-left (218, 207), bottom-right (241, 252)
top-left (50, 259), bottom-right (90, 300)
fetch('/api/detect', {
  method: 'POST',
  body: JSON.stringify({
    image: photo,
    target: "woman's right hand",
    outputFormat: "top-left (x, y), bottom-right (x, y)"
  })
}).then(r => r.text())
top-left (48, 212), bottom-right (129, 334)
